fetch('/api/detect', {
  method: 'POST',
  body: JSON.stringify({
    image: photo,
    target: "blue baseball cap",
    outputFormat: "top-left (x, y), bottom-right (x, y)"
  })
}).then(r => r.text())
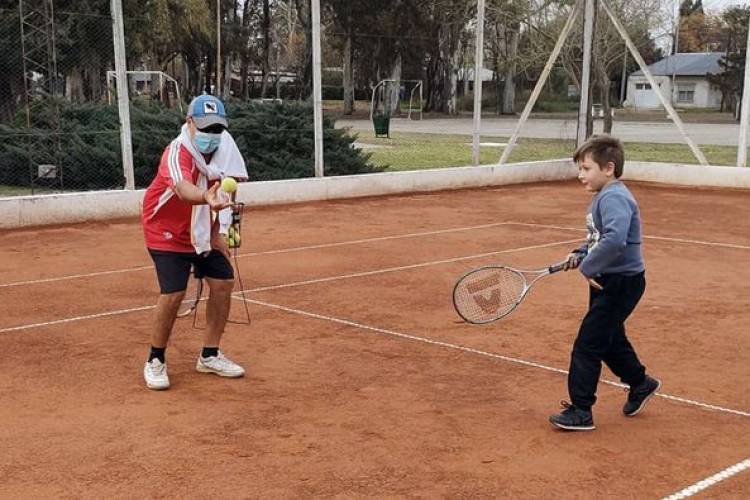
top-left (187, 94), bottom-right (228, 130)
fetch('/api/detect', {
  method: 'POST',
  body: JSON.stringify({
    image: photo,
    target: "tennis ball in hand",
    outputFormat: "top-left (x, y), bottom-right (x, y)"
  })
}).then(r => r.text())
top-left (221, 177), bottom-right (238, 193)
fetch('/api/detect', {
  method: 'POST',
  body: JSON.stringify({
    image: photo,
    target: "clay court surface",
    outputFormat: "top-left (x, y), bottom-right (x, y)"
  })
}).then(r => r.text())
top-left (1, 180), bottom-right (748, 498)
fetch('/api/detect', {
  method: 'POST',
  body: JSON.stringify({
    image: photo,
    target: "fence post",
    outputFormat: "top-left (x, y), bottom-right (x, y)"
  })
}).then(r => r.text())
top-left (311, 0), bottom-right (324, 177)
top-left (577, 0), bottom-right (595, 147)
top-left (738, 17), bottom-right (750, 167)
top-left (111, 0), bottom-right (135, 190)
top-left (471, 0), bottom-right (486, 166)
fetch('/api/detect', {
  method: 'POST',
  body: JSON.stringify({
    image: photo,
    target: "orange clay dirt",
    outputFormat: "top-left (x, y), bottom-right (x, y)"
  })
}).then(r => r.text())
top-left (0, 180), bottom-right (748, 498)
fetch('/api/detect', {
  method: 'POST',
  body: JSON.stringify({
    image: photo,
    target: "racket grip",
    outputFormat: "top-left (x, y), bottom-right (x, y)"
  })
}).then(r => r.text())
top-left (548, 262), bottom-right (567, 274)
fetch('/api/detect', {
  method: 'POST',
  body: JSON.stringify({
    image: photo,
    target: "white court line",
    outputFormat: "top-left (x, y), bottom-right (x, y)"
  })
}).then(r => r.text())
top-left (234, 296), bottom-right (750, 419)
top-left (0, 238), bottom-right (578, 334)
top-left (4, 220), bottom-right (750, 289)
top-left (246, 238), bottom-right (582, 293)
top-left (508, 222), bottom-right (750, 251)
top-left (0, 305), bottom-right (155, 333)
top-left (0, 265), bottom-right (155, 288)
top-left (0, 222), bottom-right (516, 289)
top-left (662, 458), bottom-right (750, 499)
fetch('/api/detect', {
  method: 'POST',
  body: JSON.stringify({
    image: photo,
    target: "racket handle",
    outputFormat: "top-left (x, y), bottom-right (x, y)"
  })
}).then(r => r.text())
top-left (548, 262), bottom-right (568, 274)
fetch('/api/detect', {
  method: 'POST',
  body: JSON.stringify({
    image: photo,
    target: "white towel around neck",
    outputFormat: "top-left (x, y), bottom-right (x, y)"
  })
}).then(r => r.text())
top-left (174, 125), bottom-right (248, 254)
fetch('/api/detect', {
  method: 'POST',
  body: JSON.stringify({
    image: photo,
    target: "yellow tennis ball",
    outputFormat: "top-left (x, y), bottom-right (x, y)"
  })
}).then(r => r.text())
top-left (221, 177), bottom-right (238, 193)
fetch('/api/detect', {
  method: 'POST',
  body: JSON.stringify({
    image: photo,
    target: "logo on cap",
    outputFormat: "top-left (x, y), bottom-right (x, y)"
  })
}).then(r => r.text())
top-left (203, 101), bottom-right (218, 114)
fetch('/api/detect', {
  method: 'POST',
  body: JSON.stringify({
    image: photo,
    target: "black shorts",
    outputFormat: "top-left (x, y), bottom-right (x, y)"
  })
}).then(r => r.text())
top-left (148, 249), bottom-right (234, 294)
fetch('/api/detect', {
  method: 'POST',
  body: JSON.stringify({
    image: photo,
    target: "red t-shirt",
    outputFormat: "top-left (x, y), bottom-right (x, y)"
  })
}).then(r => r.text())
top-left (142, 140), bottom-right (201, 253)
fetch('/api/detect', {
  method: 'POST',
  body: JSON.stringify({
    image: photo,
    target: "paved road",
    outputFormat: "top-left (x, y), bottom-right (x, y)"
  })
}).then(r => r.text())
top-left (336, 117), bottom-right (743, 146)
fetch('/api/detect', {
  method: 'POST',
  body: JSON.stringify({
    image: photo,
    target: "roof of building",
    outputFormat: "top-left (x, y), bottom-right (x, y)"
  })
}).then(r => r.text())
top-left (631, 52), bottom-right (724, 77)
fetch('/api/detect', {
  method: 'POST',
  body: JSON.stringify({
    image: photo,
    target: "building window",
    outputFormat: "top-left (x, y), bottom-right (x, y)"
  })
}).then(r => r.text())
top-left (678, 90), bottom-right (695, 103)
top-left (636, 83), bottom-right (651, 90)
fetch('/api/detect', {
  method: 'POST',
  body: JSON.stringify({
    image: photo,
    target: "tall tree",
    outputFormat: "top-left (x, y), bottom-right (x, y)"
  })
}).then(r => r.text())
top-left (422, 0), bottom-right (474, 114)
top-left (710, 6), bottom-right (750, 113)
top-left (0, 6), bottom-right (24, 122)
top-left (259, 0), bottom-right (272, 97)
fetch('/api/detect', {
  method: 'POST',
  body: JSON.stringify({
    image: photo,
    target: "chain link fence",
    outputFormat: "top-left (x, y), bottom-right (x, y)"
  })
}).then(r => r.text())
top-left (2, 1), bottom-right (749, 199)
top-left (0, 2), bottom-right (127, 195)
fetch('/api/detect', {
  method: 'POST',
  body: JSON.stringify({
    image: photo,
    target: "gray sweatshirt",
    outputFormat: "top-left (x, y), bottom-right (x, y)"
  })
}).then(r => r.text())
top-left (578, 181), bottom-right (645, 278)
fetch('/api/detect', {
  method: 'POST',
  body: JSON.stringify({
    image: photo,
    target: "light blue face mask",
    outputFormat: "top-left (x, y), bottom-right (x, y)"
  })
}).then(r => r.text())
top-left (194, 131), bottom-right (222, 154)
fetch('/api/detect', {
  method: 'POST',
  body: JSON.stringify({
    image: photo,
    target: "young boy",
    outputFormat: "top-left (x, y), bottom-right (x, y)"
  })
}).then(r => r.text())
top-left (549, 135), bottom-right (660, 431)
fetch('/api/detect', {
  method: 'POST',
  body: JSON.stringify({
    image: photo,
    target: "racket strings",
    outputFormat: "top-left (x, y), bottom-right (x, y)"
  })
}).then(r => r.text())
top-left (454, 268), bottom-right (526, 323)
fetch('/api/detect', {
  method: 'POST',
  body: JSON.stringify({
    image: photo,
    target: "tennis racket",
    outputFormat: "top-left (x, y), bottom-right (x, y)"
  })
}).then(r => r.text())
top-left (177, 270), bottom-right (203, 318)
top-left (452, 261), bottom-right (568, 324)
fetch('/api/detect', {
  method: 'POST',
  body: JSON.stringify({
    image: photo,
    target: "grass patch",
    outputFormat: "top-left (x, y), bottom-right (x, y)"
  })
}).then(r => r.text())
top-left (352, 131), bottom-right (748, 170)
top-left (0, 185), bottom-right (34, 197)
top-left (0, 185), bottom-right (73, 197)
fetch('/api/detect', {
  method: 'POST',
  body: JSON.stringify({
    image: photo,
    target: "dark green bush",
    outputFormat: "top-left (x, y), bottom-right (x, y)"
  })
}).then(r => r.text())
top-left (226, 99), bottom-right (379, 180)
top-left (0, 99), bottom-right (378, 191)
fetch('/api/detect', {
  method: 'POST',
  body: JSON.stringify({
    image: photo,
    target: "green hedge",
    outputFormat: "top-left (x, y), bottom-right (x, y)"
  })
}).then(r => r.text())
top-left (0, 99), bottom-right (378, 190)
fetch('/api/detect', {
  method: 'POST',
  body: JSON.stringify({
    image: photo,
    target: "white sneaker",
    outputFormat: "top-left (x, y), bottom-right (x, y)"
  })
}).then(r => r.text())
top-left (144, 359), bottom-right (170, 390)
top-left (196, 351), bottom-right (245, 378)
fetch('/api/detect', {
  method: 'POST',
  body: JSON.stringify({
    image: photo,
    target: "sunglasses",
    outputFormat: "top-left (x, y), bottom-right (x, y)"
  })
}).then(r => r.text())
top-left (197, 124), bottom-right (226, 134)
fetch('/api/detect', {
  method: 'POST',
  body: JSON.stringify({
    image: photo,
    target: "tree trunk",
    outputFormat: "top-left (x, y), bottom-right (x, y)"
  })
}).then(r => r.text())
top-left (388, 53), bottom-right (402, 114)
top-left (204, 54), bottom-right (213, 94)
top-left (0, 76), bottom-right (21, 122)
top-left (424, 55), bottom-right (440, 112)
top-left (493, 22), bottom-right (503, 115)
top-left (223, 56), bottom-right (232, 97)
top-left (342, 27), bottom-right (354, 115)
top-left (433, 24), bottom-right (459, 115)
top-left (561, 53), bottom-right (581, 94)
top-left (296, 0), bottom-right (312, 100)
top-left (260, 0), bottom-right (271, 98)
top-left (599, 66), bottom-right (612, 133)
top-left (195, 58), bottom-right (204, 96)
top-left (502, 22), bottom-right (519, 115)
top-left (274, 44), bottom-right (282, 99)
top-left (448, 55), bottom-right (458, 114)
top-left (240, 53), bottom-right (250, 99)
top-left (66, 68), bottom-right (84, 103)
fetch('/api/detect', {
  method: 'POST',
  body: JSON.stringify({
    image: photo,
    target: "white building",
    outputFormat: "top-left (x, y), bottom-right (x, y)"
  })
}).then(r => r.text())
top-left (625, 52), bottom-right (723, 110)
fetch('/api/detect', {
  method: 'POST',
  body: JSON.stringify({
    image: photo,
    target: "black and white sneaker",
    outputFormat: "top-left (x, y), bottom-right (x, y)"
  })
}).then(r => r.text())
top-left (623, 376), bottom-right (661, 416)
top-left (549, 401), bottom-right (595, 431)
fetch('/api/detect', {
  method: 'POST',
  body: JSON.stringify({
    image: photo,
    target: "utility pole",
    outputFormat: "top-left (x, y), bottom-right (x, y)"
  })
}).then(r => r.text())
top-left (472, 0), bottom-right (486, 166)
top-left (671, 1), bottom-right (680, 105)
top-left (111, 0), bottom-right (134, 189)
top-left (737, 15), bottom-right (750, 167)
top-left (216, 0), bottom-right (221, 96)
top-left (577, 0), bottom-right (596, 147)
top-left (311, 0), bottom-right (324, 177)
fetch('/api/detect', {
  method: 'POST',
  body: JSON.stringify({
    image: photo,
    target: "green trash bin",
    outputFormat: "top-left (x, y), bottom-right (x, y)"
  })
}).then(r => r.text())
top-left (372, 112), bottom-right (390, 138)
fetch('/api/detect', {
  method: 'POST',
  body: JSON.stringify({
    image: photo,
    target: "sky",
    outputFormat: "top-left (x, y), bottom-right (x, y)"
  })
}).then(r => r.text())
top-left (698, 0), bottom-right (750, 12)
